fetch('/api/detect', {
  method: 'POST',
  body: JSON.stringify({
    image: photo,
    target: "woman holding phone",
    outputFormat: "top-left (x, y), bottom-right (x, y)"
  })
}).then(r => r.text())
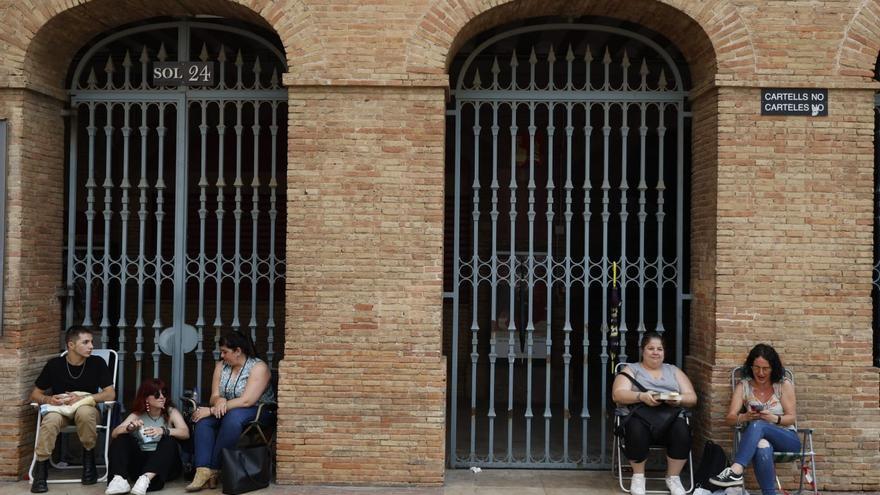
top-left (710, 343), bottom-right (801, 494)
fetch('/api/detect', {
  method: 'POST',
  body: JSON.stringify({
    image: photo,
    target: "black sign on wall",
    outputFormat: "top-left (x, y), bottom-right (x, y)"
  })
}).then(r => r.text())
top-left (152, 62), bottom-right (215, 86)
top-left (761, 88), bottom-right (828, 116)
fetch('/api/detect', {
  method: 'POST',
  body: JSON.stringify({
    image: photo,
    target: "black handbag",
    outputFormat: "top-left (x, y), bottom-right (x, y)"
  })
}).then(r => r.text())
top-left (220, 445), bottom-right (270, 495)
top-left (614, 372), bottom-right (683, 438)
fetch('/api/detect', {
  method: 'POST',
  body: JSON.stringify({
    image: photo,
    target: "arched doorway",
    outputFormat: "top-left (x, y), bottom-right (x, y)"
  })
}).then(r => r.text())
top-left (445, 20), bottom-right (692, 468)
top-left (63, 18), bottom-right (288, 403)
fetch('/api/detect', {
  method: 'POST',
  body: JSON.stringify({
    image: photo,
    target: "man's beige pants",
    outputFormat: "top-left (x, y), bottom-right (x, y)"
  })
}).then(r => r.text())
top-left (34, 406), bottom-right (98, 461)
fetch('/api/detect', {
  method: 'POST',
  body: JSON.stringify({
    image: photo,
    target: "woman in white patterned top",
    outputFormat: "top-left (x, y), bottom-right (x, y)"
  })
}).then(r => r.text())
top-left (187, 331), bottom-right (274, 492)
top-left (711, 343), bottom-right (801, 495)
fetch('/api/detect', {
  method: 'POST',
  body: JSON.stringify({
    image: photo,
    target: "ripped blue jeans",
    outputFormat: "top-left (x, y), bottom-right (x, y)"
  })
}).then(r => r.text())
top-left (734, 420), bottom-right (801, 495)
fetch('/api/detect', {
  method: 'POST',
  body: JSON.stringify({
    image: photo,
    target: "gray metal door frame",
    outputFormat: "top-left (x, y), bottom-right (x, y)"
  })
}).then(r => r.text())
top-left (65, 20), bottom-right (287, 401)
top-left (448, 23), bottom-right (691, 468)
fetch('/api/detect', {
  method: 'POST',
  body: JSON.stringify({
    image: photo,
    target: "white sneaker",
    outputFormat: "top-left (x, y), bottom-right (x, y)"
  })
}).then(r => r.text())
top-left (130, 475), bottom-right (150, 495)
top-left (666, 475), bottom-right (686, 495)
top-left (631, 473), bottom-right (646, 495)
top-left (105, 475), bottom-right (131, 495)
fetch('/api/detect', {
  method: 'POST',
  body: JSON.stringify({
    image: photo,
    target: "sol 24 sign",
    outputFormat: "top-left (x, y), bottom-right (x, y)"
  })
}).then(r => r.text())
top-left (152, 62), bottom-right (215, 86)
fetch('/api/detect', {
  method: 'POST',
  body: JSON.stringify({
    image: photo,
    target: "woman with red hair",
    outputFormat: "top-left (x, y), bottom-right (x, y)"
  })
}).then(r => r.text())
top-left (104, 378), bottom-right (189, 495)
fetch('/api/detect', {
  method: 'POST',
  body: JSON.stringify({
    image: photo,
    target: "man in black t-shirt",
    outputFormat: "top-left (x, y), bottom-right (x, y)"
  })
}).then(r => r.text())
top-left (28, 326), bottom-right (115, 493)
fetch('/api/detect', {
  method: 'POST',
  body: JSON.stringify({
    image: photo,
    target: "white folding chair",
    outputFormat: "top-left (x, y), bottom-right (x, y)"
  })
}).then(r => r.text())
top-left (730, 366), bottom-right (818, 495)
top-left (28, 349), bottom-right (118, 485)
top-left (612, 362), bottom-right (694, 494)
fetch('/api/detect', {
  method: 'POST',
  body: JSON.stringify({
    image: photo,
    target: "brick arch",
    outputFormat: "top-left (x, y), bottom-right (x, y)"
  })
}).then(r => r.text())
top-left (406, 0), bottom-right (756, 88)
top-left (8, 0), bottom-right (321, 99)
top-left (835, 0), bottom-right (880, 80)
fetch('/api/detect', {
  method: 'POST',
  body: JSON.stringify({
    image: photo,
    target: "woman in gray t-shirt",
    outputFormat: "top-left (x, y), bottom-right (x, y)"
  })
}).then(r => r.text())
top-left (611, 331), bottom-right (697, 495)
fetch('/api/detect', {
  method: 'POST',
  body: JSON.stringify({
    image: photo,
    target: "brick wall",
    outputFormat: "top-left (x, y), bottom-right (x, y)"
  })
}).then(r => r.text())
top-left (0, 88), bottom-right (67, 477)
top-left (0, 0), bottom-right (878, 490)
top-left (707, 86), bottom-right (880, 490)
top-left (279, 86), bottom-right (446, 485)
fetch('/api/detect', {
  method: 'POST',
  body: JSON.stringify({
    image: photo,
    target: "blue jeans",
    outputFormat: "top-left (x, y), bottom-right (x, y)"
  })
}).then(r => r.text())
top-left (193, 406), bottom-right (260, 469)
top-left (734, 421), bottom-right (801, 495)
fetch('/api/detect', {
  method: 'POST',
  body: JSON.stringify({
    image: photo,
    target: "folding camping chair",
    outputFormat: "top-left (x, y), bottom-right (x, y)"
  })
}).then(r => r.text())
top-left (612, 362), bottom-right (694, 494)
top-left (28, 349), bottom-right (118, 485)
top-left (730, 366), bottom-right (818, 495)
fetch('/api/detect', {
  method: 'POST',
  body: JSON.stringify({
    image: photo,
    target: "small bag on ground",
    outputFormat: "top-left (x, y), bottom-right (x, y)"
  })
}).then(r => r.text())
top-left (694, 440), bottom-right (729, 491)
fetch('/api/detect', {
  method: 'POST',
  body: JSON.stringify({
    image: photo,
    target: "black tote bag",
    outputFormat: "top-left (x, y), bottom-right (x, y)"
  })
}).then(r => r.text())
top-left (614, 371), bottom-right (684, 438)
top-left (220, 445), bottom-right (270, 494)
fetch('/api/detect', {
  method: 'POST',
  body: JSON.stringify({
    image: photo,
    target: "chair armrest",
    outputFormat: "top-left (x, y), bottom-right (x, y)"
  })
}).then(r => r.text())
top-left (795, 427), bottom-right (813, 434)
top-left (249, 402), bottom-right (277, 424)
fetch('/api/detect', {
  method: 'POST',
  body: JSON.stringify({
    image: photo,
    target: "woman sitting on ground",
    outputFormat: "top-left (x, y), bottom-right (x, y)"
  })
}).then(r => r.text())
top-left (710, 343), bottom-right (801, 495)
top-left (105, 378), bottom-right (189, 495)
top-left (186, 331), bottom-right (275, 492)
top-left (611, 330), bottom-right (697, 495)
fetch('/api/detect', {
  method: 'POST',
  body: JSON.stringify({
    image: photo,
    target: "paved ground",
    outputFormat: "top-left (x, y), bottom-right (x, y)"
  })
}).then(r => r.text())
top-left (0, 470), bottom-right (873, 495)
top-left (0, 469), bottom-right (627, 495)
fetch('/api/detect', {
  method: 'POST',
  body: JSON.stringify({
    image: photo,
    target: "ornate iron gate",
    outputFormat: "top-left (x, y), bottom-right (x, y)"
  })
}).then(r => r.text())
top-left (448, 24), bottom-right (691, 468)
top-left (64, 21), bottom-right (287, 402)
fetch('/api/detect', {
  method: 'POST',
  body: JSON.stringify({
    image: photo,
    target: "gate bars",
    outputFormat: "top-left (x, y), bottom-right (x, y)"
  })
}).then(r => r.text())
top-left (65, 21), bottom-right (287, 401)
top-left (449, 24), bottom-right (690, 468)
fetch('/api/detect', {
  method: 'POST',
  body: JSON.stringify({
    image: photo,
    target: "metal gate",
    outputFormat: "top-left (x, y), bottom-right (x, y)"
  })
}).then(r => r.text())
top-left (64, 20), bottom-right (287, 403)
top-left (447, 24), bottom-right (691, 468)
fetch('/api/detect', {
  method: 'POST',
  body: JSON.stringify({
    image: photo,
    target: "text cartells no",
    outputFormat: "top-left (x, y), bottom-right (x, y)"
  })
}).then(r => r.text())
top-left (152, 62), bottom-right (215, 86)
top-left (761, 88), bottom-right (828, 116)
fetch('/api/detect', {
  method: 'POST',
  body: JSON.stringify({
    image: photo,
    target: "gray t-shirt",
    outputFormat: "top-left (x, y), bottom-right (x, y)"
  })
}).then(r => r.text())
top-left (135, 413), bottom-right (167, 452)
top-left (616, 362), bottom-right (683, 415)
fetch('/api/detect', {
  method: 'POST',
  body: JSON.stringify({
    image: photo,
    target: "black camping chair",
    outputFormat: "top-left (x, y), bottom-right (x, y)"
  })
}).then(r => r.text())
top-left (611, 362), bottom-right (695, 494)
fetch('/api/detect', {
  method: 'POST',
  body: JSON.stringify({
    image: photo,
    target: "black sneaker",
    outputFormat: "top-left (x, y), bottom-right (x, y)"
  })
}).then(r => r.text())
top-left (710, 467), bottom-right (744, 487)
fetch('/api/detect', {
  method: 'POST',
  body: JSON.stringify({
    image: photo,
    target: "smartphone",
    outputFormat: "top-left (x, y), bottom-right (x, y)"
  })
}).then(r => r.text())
top-left (750, 403), bottom-right (764, 412)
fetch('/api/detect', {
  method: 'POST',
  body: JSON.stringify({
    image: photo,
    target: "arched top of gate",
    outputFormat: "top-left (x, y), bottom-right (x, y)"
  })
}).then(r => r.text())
top-left (68, 21), bottom-right (287, 92)
top-left (406, 0), bottom-right (747, 89)
top-left (14, 0), bottom-right (320, 99)
top-left (453, 23), bottom-right (687, 94)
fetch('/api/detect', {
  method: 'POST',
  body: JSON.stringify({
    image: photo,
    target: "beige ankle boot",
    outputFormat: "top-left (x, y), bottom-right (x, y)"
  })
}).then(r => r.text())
top-left (186, 467), bottom-right (214, 492)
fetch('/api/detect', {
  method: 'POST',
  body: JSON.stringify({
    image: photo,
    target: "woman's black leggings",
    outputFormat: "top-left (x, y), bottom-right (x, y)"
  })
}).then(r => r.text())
top-left (107, 434), bottom-right (181, 490)
top-left (623, 416), bottom-right (691, 462)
